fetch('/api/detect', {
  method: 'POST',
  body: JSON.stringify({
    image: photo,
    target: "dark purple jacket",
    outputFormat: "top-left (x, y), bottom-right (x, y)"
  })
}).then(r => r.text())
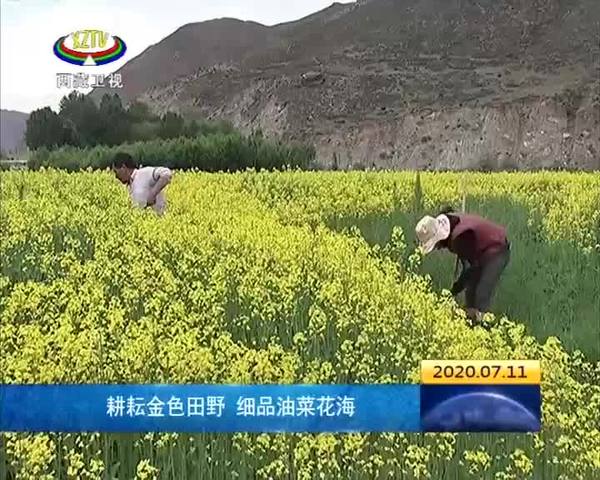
top-left (444, 213), bottom-right (508, 266)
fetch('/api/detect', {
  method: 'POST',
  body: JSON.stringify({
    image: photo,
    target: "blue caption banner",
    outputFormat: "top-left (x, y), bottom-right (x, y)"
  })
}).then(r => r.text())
top-left (0, 384), bottom-right (421, 433)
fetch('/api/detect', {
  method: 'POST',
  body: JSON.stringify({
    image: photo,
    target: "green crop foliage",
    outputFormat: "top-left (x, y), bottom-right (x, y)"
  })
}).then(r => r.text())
top-left (0, 170), bottom-right (598, 479)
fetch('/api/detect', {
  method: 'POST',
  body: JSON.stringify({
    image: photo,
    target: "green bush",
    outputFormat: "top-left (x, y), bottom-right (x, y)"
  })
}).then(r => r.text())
top-left (28, 133), bottom-right (316, 172)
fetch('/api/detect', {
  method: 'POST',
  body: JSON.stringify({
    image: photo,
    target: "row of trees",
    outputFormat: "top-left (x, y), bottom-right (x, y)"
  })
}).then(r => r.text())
top-left (25, 92), bottom-right (233, 150)
top-left (28, 131), bottom-right (316, 172)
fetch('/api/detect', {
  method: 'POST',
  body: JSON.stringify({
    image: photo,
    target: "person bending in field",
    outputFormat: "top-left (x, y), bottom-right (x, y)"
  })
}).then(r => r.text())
top-left (415, 207), bottom-right (510, 325)
top-left (111, 152), bottom-right (173, 216)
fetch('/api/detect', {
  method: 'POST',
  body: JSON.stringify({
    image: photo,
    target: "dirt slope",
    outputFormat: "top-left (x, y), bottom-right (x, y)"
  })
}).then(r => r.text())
top-left (91, 18), bottom-right (276, 101)
top-left (94, 0), bottom-right (600, 170)
top-left (0, 110), bottom-right (28, 156)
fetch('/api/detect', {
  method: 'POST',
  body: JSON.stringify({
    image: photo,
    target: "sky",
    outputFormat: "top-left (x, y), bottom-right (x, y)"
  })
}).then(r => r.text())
top-left (1, 0), bottom-right (354, 113)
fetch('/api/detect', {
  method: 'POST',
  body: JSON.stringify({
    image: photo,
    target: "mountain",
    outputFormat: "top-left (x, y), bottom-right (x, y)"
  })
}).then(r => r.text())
top-left (0, 110), bottom-right (28, 156)
top-left (93, 0), bottom-right (600, 170)
top-left (94, 18), bottom-right (276, 101)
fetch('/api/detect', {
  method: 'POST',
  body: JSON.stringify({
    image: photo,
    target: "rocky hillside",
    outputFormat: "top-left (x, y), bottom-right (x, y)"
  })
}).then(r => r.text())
top-left (0, 110), bottom-right (28, 156)
top-left (93, 0), bottom-right (600, 170)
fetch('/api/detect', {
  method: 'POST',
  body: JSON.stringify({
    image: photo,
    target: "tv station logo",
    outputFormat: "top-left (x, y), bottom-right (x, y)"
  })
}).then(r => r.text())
top-left (53, 29), bottom-right (127, 67)
top-left (55, 72), bottom-right (123, 90)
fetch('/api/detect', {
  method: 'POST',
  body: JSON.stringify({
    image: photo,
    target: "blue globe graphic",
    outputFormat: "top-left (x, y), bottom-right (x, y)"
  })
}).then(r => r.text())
top-left (422, 392), bottom-right (540, 432)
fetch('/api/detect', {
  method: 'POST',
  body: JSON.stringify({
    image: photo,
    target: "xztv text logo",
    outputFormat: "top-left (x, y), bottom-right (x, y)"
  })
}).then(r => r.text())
top-left (53, 29), bottom-right (127, 66)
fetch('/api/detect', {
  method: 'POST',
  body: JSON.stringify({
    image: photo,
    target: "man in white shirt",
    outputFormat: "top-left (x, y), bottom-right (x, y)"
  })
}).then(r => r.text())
top-left (111, 152), bottom-right (173, 216)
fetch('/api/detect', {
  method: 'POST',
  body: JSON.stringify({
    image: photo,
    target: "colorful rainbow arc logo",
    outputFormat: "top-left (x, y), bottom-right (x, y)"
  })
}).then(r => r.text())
top-left (53, 35), bottom-right (127, 66)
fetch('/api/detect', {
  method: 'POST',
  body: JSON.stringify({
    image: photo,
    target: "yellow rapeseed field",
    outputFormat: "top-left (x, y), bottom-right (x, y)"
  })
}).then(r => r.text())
top-left (1, 170), bottom-right (599, 479)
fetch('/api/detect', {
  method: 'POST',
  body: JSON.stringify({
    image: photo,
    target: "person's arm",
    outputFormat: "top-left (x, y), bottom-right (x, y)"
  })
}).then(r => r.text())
top-left (451, 259), bottom-right (473, 295)
top-left (147, 167), bottom-right (173, 205)
top-left (450, 230), bottom-right (476, 295)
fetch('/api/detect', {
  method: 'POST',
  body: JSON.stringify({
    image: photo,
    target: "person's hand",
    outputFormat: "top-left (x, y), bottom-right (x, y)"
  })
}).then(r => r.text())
top-left (466, 308), bottom-right (483, 327)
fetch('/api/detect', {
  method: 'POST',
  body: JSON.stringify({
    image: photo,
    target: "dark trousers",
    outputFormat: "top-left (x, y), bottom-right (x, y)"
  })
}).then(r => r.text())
top-left (465, 244), bottom-right (511, 312)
